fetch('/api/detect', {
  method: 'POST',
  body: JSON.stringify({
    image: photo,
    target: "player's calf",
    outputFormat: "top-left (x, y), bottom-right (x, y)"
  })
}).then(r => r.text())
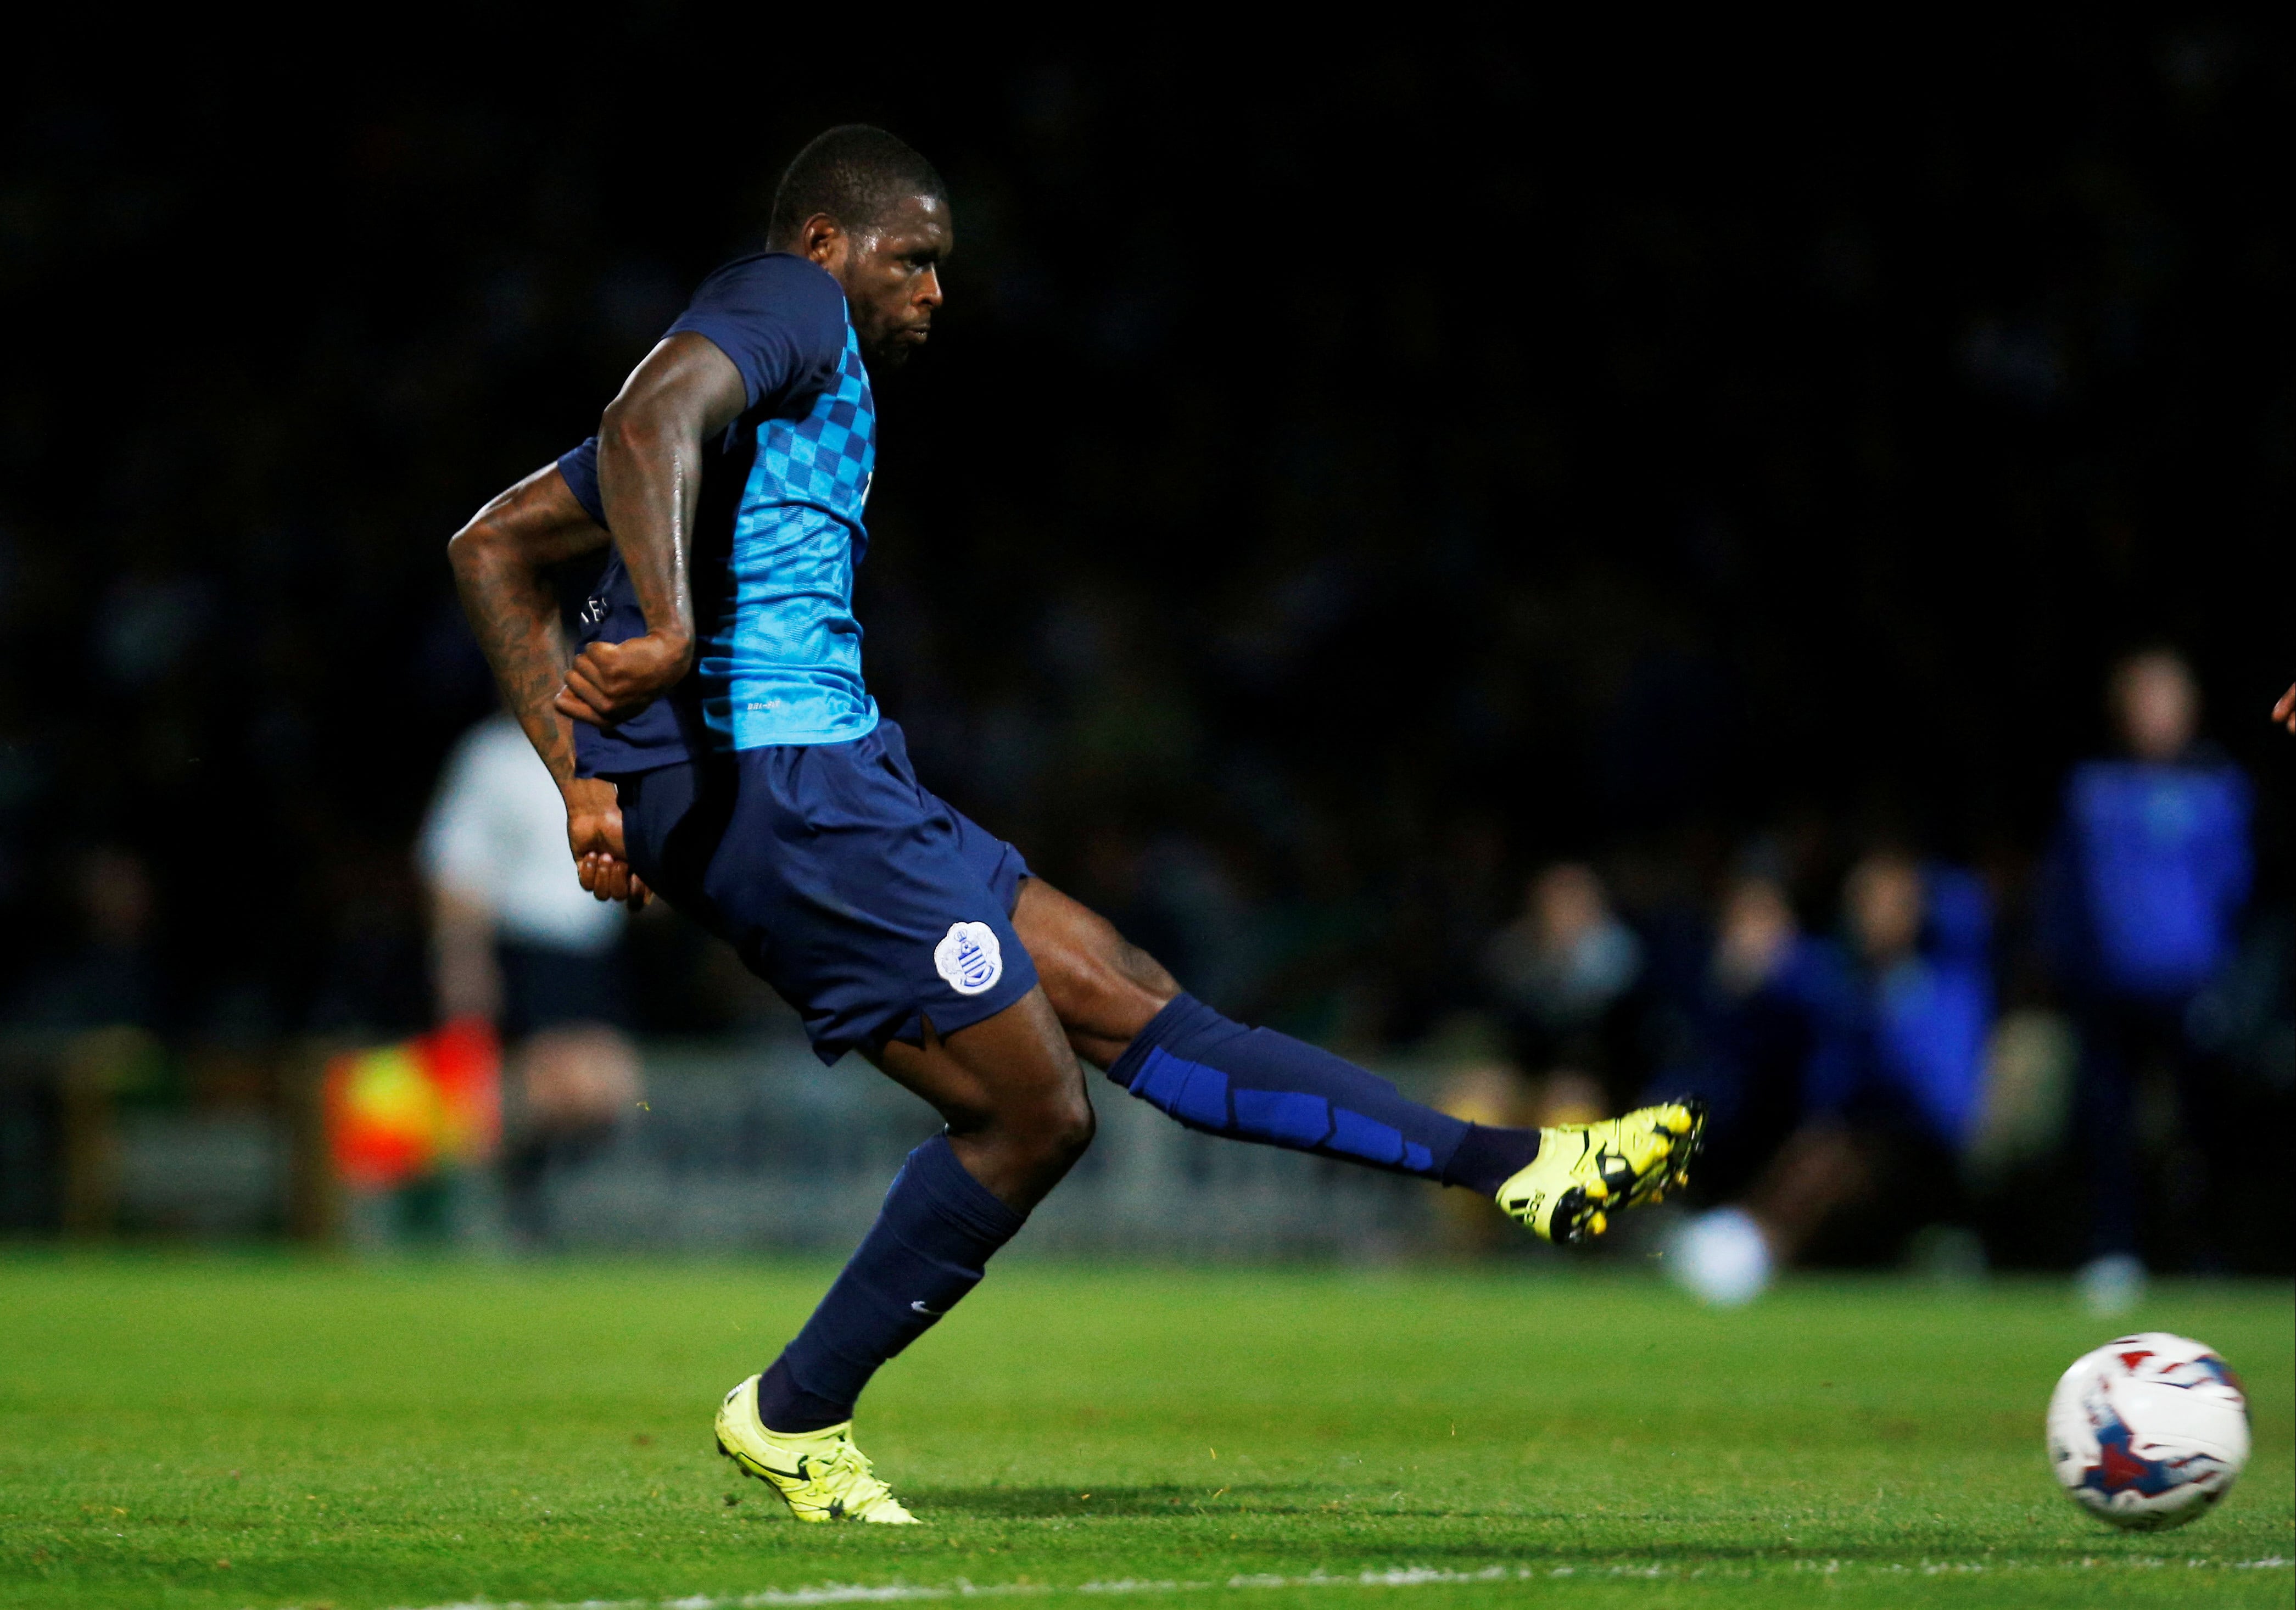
top-left (1015, 879), bottom-right (1544, 1198)
top-left (1012, 877), bottom-right (1180, 1067)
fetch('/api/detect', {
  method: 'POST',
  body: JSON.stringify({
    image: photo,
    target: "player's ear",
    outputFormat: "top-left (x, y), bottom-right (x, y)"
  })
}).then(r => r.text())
top-left (799, 214), bottom-right (847, 272)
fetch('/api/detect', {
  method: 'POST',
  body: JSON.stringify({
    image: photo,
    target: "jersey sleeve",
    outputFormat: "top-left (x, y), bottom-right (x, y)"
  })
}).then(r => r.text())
top-left (665, 253), bottom-right (847, 412)
top-left (556, 437), bottom-right (606, 528)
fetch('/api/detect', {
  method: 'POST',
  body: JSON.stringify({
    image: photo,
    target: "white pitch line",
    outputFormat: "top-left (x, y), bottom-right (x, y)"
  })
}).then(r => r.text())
top-left (358, 1555), bottom-right (2294, 1610)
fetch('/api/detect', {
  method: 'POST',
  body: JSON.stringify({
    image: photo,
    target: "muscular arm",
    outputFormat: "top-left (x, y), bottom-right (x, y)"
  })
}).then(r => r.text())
top-left (555, 333), bottom-right (748, 727)
top-left (445, 463), bottom-right (647, 903)
top-left (447, 464), bottom-right (605, 781)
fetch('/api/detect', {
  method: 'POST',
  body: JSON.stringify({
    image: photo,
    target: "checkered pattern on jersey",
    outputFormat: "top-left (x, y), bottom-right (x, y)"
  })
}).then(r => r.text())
top-left (755, 323), bottom-right (875, 519)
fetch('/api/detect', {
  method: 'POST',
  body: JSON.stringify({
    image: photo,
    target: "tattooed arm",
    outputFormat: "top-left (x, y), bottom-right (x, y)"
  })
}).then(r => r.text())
top-left (446, 465), bottom-right (647, 905)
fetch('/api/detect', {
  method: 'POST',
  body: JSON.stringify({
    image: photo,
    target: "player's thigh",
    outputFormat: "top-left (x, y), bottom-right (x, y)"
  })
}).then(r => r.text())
top-left (692, 737), bottom-right (1043, 1061)
top-left (1010, 877), bottom-right (1180, 1061)
top-left (613, 758), bottom-right (735, 930)
top-left (871, 982), bottom-right (1087, 1136)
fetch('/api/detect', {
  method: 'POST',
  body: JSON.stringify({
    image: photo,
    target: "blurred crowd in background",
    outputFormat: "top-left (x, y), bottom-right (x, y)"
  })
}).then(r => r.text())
top-left (1, 31), bottom-right (2287, 1283)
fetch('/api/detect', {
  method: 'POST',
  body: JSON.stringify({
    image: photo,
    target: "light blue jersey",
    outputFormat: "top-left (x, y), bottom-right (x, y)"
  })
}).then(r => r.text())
top-left (561, 253), bottom-right (880, 774)
top-left (701, 315), bottom-right (880, 750)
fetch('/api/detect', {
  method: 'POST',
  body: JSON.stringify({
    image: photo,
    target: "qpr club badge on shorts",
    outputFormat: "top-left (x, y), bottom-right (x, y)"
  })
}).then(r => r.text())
top-left (934, 921), bottom-right (1004, 996)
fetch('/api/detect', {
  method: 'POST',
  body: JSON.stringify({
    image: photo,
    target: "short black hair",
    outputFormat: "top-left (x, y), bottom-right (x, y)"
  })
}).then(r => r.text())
top-left (767, 125), bottom-right (947, 248)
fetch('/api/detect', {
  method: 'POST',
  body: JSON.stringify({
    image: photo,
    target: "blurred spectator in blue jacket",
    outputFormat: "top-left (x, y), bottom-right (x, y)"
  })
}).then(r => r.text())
top-left (1677, 871), bottom-right (1858, 1184)
top-left (1672, 852), bottom-right (1993, 1305)
top-left (1664, 870), bottom-right (1853, 1302)
top-left (1851, 854), bottom-right (1993, 1151)
top-left (2042, 649), bottom-right (2252, 1312)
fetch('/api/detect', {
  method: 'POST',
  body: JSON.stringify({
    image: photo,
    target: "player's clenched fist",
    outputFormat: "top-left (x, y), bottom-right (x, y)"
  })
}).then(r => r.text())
top-left (556, 630), bottom-right (692, 728)
top-left (562, 776), bottom-right (651, 908)
top-left (577, 851), bottom-right (649, 907)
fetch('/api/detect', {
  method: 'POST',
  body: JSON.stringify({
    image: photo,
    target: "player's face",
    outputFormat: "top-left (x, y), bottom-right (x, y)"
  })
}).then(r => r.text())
top-left (842, 194), bottom-right (951, 369)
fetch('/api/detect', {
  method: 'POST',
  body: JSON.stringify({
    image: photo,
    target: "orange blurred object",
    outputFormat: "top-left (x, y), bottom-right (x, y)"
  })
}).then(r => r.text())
top-left (325, 1018), bottom-right (501, 1189)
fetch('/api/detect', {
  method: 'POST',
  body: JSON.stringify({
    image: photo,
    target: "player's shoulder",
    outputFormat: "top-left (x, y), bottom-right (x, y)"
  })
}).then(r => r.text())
top-left (695, 248), bottom-right (839, 294)
top-left (685, 252), bottom-right (845, 337)
top-left (672, 251), bottom-right (848, 405)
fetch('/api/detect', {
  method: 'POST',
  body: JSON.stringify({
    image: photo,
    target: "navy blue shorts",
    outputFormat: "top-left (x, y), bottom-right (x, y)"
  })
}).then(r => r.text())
top-left (612, 722), bottom-right (1037, 1064)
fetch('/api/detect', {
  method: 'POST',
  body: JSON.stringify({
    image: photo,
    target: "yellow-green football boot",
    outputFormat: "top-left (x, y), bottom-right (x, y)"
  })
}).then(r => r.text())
top-left (1496, 1098), bottom-right (1705, 1245)
top-left (713, 1374), bottom-right (918, 1524)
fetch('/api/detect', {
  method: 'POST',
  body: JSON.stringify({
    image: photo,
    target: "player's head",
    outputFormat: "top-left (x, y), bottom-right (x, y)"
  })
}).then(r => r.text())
top-left (768, 125), bottom-right (951, 369)
top-left (2109, 646), bottom-right (2198, 762)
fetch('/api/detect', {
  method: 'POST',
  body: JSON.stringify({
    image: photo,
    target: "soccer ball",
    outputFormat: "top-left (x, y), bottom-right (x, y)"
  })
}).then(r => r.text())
top-left (2046, 1332), bottom-right (2249, 1530)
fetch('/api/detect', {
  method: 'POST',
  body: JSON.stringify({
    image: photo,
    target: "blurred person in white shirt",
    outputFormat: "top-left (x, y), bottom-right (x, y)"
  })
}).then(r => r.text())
top-left (419, 710), bottom-right (643, 1244)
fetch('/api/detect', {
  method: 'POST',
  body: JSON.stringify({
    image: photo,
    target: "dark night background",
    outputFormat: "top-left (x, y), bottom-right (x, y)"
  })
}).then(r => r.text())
top-left (1, 28), bottom-right (2287, 1184)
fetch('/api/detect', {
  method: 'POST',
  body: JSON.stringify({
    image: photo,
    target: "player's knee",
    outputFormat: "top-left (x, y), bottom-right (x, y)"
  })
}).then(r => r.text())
top-left (1048, 1088), bottom-right (1098, 1164)
top-left (1013, 1087), bottom-right (1095, 1171)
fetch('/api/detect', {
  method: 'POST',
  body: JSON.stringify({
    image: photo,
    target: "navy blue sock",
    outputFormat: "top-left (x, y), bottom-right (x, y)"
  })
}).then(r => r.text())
top-left (758, 1133), bottom-right (1024, 1433)
top-left (1444, 1121), bottom-right (1543, 1196)
top-left (1105, 994), bottom-right (1535, 1188)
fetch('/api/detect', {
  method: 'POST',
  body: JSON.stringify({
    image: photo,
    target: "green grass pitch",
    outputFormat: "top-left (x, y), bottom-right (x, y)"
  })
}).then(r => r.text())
top-left (0, 1254), bottom-right (2287, 1608)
